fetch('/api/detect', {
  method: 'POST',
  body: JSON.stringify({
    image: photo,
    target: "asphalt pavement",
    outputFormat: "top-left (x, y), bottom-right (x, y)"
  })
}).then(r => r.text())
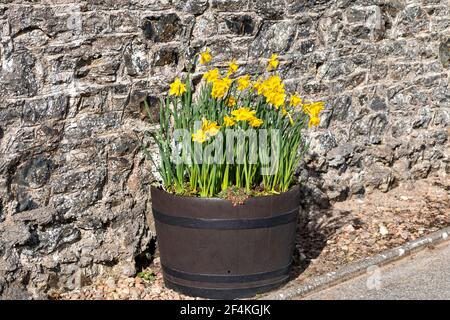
top-left (299, 240), bottom-right (450, 300)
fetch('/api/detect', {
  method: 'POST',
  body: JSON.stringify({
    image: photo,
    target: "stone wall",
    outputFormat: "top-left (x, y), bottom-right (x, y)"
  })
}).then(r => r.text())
top-left (0, 0), bottom-right (449, 298)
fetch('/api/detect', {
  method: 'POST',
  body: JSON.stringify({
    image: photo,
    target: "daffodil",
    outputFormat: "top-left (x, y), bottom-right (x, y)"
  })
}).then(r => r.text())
top-left (211, 77), bottom-right (232, 99)
top-left (303, 101), bottom-right (325, 117)
top-left (203, 68), bottom-right (219, 83)
top-left (253, 78), bottom-right (264, 95)
top-left (169, 77), bottom-right (187, 96)
top-left (259, 75), bottom-right (285, 108)
top-left (262, 75), bottom-right (283, 91)
top-left (153, 52), bottom-right (327, 197)
top-left (226, 96), bottom-right (237, 107)
top-left (270, 92), bottom-right (285, 108)
top-left (289, 94), bottom-right (302, 107)
top-left (227, 59), bottom-right (238, 75)
top-left (199, 48), bottom-right (212, 65)
top-left (223, 115), bottom-right (236, 127)
top-left (223, 77), bottom-right (233, 87)
top-left (267, 54), bottom-right (279, 71)
top-left (206, 123), bottom-right (220, 136)
top-left (237, 75), bottom-right (251, 91)
top-left (308, 116), bottom-right (320, 127)
top-left (192, 129), bottom-right (207, 143)
top-left (201, 118), bottom-right (209, 131)
top-left (249, 117), bottom-right (263, 128)
top-left (202, 118), bottom-right (221, 137)
top-left (231, 107), bottom-right (256, 122)
top-left (303, 101), bottom-right (324, 127)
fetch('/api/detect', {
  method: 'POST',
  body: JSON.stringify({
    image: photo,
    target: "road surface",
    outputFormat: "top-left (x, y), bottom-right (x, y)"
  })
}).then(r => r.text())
top-left (299, 241), bottom-right (450, 300)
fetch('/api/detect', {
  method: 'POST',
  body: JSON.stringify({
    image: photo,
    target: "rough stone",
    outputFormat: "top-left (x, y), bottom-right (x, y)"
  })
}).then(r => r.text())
top-left (370, 95), bottom-right (387, 111)
top-left (153, 48), bottom-right (179, 67)
top-left (13, 158), bottom-right (53, 188)
top-left (440, 39), bottom-right (450, 68)
top-left (142, 13), bottom-right (182, 43)
top-left (286, 0), bottom-right (334, 14)
top-left (223, 14), bottom-right (257, 36)
top-left (12, 207), bottom-right (57, 227)
top-left (249, 0), bottom-right (285, 19)
top-left (395, 5), bottom-right (430, 37)
top-left (211, 0), bottom-right (249, 12)
top-left (363, 164), bottom-right (396, 192)
top-left (249, 21), bottom-right (298, 57)
top-left (326, 144), bottom-right (355, 168)
top-left (0, 51), bottom-right (38, 97)
top-left (331, 95), bottom-right (352, 121)
top-left (173, 0), bottom-right (209, 15)
top-left (124, 39), bottom-right (150, 77)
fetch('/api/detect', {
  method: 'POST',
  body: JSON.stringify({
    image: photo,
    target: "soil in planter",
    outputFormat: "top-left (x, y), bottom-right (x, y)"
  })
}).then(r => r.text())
top-left (162, 184), bottom-right (293, 204)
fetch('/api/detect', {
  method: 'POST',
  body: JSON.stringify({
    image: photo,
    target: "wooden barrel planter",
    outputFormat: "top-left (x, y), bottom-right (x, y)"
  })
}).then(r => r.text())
top-left (150, 185), bottom-right (300, 299)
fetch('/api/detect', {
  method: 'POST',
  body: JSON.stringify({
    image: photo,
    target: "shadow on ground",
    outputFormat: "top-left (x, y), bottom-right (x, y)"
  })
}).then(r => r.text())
top-left (291, 205), bottom-right (358, 279)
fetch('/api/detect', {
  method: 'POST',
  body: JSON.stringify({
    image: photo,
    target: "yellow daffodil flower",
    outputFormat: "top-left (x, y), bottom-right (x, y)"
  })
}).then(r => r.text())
top-left (199, 48), bottom-right (212, 65)
top-left (203, 68), bottom-right (219, 83)
top-left (223, 77), bottom-right (233, 86)
top-left (249, 117), bottom-right (263, 128)
top-left (258, 75), bottom-right (285, 108)
top-left (253, 78), bottom-right (264, 95)
top-left (308, 116), bottom-right (320, 127)
top-left (226, 96), bottom-right (237, 107)
top-left (303, 101), bottom-right (325, 117)
top-left (303, 101), bottom-right (324, 127)
top-left (206, 123), bottom-right (220, 136)
top-left (237, 75), bottom-right (251, 91)
top-left (169, 77), bottom-right (187, 96)
top-left (201, 118), bottom-right (209, 131)
top-left (202, 118), bottom-right (221, 137)
top-left (267, 54), bottom-right (279, 71)
top-left (271, 92), bottom-right (285, 108)
top-left (227, 59), bottom-right (238, 75)
top-left (231, 107), bottom-right (256, 121)
top-left (223, 115), bottom-right (236, 127)
top-left (289, 94), bottom-right (302, 107)
top-left (211, 77), bottom-right (232, 99)
top-left (192, 129), bottom-right (207, 143)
